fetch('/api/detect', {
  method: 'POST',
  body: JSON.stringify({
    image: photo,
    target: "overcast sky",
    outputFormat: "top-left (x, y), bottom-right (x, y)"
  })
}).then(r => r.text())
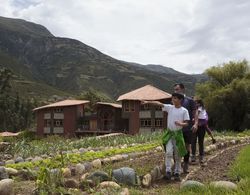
top-left (1, 0), bottom-right (250, 74)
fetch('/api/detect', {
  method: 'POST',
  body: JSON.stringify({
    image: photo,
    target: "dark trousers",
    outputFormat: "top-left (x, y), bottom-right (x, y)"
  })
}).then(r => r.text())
top-left (192, 125), bottom-right (206, 156)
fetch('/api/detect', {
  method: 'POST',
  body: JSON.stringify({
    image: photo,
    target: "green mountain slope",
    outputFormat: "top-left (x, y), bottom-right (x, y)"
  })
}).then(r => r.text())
top-left (0, 16), bottom-right (205, 100)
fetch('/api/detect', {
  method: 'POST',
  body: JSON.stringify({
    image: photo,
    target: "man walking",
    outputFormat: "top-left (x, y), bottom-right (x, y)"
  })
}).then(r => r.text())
top-left (173, 83), bottom-right (196, 173)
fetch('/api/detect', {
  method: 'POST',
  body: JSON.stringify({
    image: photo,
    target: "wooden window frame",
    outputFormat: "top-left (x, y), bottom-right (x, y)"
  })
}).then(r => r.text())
top-left (140, 119), bottom-right (152, 127)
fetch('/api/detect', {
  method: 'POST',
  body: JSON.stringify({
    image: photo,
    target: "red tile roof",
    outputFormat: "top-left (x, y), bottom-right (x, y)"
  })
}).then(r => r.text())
top-left (117, 85), bottom-right (171, 101)
top-left (96, 102), bottom-right (122, 108)
top-left (33, 100), bottom-right (89, 111)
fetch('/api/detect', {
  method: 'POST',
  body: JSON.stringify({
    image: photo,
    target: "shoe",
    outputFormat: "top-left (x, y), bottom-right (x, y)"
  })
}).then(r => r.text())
top-left (165, 172), bottom-right (172, 180)
top-left (199, 156), bottom-right (205, 164)
top-left (183, 162), bottom-right (189, 173)
top-left (212, 139), bottom-right (216, 144)
top-left (191, 155), bottom-right (196, 163)
top-left (174, 173), bottom-right (181, 181)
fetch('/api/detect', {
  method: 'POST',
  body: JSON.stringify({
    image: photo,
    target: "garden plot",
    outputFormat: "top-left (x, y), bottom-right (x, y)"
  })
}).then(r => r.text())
top-left (0, 132), bottom-right (250, 194)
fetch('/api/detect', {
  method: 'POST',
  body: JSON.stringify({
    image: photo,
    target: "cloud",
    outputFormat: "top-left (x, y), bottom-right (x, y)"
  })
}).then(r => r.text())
top-left (1, 0), bottom-right (250, 74)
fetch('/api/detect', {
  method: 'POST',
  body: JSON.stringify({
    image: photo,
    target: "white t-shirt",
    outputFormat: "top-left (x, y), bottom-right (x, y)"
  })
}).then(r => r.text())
top-left (162, 104), bottom-right (190, 131)
top-left (198, 106), bottom-right (207, 120)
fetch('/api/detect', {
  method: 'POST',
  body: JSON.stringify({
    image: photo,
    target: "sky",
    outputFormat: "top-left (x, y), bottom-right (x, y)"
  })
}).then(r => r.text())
top-left (1, 0), bottom-right (250, 74)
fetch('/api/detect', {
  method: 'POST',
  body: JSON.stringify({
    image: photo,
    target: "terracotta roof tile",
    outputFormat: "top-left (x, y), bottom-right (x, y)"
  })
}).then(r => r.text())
top-left (33, 100), bottom-right (89, 111)
top-left (117, 85), bottom-right (171, 101)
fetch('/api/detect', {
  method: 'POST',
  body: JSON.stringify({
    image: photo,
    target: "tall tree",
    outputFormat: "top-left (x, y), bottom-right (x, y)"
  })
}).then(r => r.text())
top-left (0, 67), bottom-right (35, 131)
top-left (195, 60), bottom-right (250, 131)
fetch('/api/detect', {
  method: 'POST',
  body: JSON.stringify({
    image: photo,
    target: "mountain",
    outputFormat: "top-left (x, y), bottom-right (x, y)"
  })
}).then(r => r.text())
top-left (0, 16), bottom-right (206, 100)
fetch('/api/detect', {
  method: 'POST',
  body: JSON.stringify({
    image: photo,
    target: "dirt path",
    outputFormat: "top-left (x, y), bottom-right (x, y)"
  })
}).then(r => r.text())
top-left (120, 143), bottom-right (249, 195)
top-left (187, 143), bottom-right (248, 183)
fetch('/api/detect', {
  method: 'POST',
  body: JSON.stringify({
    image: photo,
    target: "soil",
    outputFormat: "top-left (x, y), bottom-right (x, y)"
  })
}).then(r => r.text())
top-left (188, 144), bottom-right (246, 183)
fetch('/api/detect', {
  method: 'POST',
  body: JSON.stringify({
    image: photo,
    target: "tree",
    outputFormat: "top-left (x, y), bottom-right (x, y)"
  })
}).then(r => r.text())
top-left (0, 67), bottom-right (36, 132)
top-left (195, 60), bottom-right (250, 131)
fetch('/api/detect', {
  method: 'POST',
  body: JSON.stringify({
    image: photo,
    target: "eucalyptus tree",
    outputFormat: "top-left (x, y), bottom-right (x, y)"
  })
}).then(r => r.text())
top-left (195, 60), bottom-right (250, 131)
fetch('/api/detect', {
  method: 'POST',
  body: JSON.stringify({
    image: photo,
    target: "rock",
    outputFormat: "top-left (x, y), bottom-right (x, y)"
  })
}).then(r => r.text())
top-left (25, 157), bottom-right (33, 162)
top-left (87, 171), bottom-right (109, 183)
top-left (150, 166), bottom-right (163, 181)
top-left (205, 146), bottom-right (211, 153)
top-left (72, 149), bottom-right (79, 153)
top-left (129, 152), bottom-right (139, 159)
top-left (156, 146), bottom-right (163, 152)
top-left (0, 166), bottom-right (9, 179)
top-left (218, 142), bottom-right (225, 149)
top-left (5, 160), bottom-right (15, 165)
top-left (5, 168), bottom-right (18, 176)
top-left (99, 181), bottom-right (121, 189)
top-left (102, 158), bottom-right (111, 164)
top-left (62, 168), bottom-right (71, 178)
top-left (83, 162), bottom-right (92, 171)
top-left (64, 179), bottom-right (79, 188)
top-left (0, 162), bottom-right (5, 166)
top-left (0, 179), bottom-right (14, 195)
top-left (76, 163), bottom-right (85, 175)
top-left (210, 181), bottom-right (237, 190)
top-left (41, 154), bottom-right (48, 158)
top-left (120, 144), bottom-right (127, 149)
top-left (112, 167), bottom-right (137, 186)
top-left (210, 144), bottom-right (217, 151)
top-left (115, 154), bottom-right (123, 161)
top-left (92, 159), bottom-right (102, 169)
top-left (110, 156), bottom-right (118, 162)
top-left (80, 173), bottom-right (90, 182)
top-left (180, 180), bottom-right (205, 189)
top-left (230, 140), bottom-right (236, 145)
top-left (120, 188), bottom-right (130, 195)
top-left (142, 173), bottom-right (152, 187)
top-left (32, 156), bottom-right (43, 162)
top-left (15, 156), bottom-right (24, 163)
top-left (121, 154), bottom-right (129, 159)
top-left (79, 148), bottom-right (87, 153)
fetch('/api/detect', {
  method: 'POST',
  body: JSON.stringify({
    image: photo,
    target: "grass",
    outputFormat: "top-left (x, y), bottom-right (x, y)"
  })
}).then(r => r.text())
top-left (229, 145), bottom-right (250, 180)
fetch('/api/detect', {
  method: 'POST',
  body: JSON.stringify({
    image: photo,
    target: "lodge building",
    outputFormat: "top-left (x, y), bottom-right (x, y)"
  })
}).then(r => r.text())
top-left (33, 85), bottom-right (172, 136)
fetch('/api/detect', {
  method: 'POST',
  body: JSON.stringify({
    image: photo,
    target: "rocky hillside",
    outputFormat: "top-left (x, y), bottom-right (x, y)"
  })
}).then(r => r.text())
top-left (0, 16), bottom-right (206, 100)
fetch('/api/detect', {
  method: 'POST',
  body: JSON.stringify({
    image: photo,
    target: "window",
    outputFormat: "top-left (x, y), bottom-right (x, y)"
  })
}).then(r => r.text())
top-left (155, 119), bottom-right (163, 127)
top-left (123, 101), bottom-right (135, 112)
top-left (54, 108), bottom-right (63, 113)
top-left (140, 119), bottom-right (151, 127)
top-left (54, 120), bottom-right (63, 127)
top-left (45, 120), bottom-right (51, 127)
top-left (124, 101), bottom-right (129, 112)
